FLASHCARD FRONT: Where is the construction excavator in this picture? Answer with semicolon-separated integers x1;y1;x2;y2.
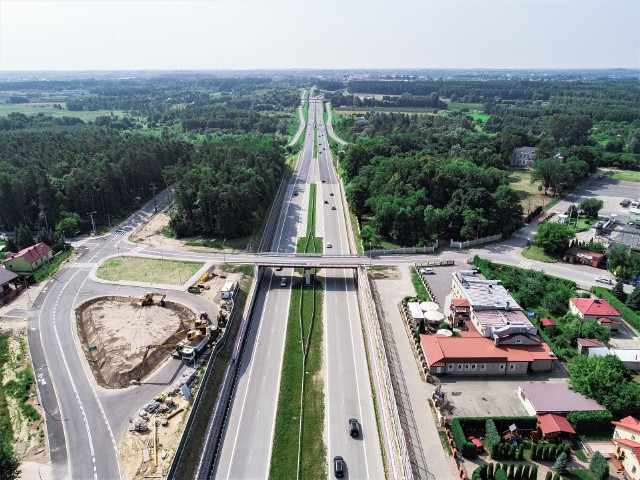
136;329;201;382
140;292;166;307
197;272;213;290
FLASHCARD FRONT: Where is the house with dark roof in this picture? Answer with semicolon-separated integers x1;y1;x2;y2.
420;334;555;376
0;267;19;306
569;297;621;332
510;147;537;167
3;243;52;273
612;416;640;480
518;383;606;415
563;247;605;268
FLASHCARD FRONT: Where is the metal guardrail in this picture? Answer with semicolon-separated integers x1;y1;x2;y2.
357;267;414;480
168;265;263;479
259;179;288;253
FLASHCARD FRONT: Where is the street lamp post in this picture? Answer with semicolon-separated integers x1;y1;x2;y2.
223;238;226;264
369;241;372;267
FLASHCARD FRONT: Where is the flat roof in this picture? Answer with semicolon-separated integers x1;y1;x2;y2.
407;302;424;320
453;272;522;310
520;383;605;413
474;310;535;331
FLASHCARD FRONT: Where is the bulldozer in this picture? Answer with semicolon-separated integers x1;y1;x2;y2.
197;272;213;290
139;292;166;307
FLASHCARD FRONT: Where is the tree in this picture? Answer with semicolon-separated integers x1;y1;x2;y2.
545;471;553;480
611;281;627;303
607;244;631;276
531;158;559;195
579;198;604;219
534;222;575;254
55;212;82;238
495;469;507;480
581;320;611;343
553;452;568;475
589;451;609;480
627;285;640;311
418;319;426;335
13;223;35;250
0;444;20;480
485;420;501;450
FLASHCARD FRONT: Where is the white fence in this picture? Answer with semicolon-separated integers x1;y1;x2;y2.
450;233;502;249
358;267;414;480
367;242;438;256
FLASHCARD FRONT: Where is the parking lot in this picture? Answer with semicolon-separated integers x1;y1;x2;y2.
415;264;461;314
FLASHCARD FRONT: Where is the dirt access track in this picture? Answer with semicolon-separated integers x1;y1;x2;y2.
75;297;196;388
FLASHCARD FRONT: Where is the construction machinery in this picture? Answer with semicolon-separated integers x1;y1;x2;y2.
140;292;166;307
197;272;212;290
137;342;185;382
195;311;210;334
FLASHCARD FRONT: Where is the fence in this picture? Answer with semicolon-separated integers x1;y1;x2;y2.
259;179;288;253
450;233;502;249
168;265;263;479
367;242;438;256
357;267;414;480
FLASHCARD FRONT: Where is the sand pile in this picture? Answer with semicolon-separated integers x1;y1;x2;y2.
76;296;196;388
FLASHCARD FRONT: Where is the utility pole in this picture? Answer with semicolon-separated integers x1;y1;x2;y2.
150;183;158;212
89;211;97;237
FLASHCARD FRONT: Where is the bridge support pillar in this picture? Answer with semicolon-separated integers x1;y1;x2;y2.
305;268;311;285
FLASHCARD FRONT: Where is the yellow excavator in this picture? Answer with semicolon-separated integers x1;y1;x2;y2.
136;329;200;382
140;292;166;307
197;272;212;290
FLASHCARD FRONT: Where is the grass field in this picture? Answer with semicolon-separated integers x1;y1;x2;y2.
468;113;490;122
607;169;640;182
522;245;558;263
410;267;432;302
270;281;325;479
0;103;127;121
33;248;75;283
96;256;203;285
296;183;323;253
447;101;485;111
508;169;553;212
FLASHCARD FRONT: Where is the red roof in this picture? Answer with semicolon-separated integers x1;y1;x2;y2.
537;414;576;435
541;318;557;327
6;243;51;264
570;298;620;317
420;335;555;367
451;298;470;308
612;416;640;434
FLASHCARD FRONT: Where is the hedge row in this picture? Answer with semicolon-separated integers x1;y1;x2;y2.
452;418;479;458
529;442;571;461
473;463;538;480
491;441;524;460
592;286;640;332
566;410;614;435
459;416;538;438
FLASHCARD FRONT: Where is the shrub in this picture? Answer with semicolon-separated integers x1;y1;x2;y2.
545;471;552;480
553;474;560;480
508;443;516;459
548;443;557;461
507;463;515;478
495;469;507;480
566;410;614;435
486;419;501;450
451;418;468;452
487;462;495;479
464;441;478;458
554;452;568;475
515;464;524;479
473;464;488;480
491;442;500;459
517;445;524;460
590;451;610;480
529;465;537;480
522;464;531;480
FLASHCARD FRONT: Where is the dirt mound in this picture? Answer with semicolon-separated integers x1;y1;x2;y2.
75;296;196;388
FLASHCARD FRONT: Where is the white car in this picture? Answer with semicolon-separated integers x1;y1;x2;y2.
420;268;434;275
595;276;613;285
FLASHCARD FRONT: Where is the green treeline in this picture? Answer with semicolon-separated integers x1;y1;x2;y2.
166;135;285;238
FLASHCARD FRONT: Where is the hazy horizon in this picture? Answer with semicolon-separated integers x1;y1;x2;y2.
1;0;639;71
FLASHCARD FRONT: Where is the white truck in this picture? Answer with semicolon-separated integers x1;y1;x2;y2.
181;334;210;363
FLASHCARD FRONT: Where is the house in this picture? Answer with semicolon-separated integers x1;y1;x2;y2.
540;318;557;329
421;334;556;376
511;147;537;167
563;248;605;268
450;272;537;338
0;267;19;306
3;243;52;273
577;338;607;355
569;298;621;332
449;298;471;325
537;413;576;440
518;383;606;416
611;416;640;480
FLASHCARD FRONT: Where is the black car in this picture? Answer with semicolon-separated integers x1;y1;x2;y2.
331;206;337;210
333;456;345;477
349;418;360;437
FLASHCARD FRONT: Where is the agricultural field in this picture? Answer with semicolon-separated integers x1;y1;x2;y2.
0;103;127;121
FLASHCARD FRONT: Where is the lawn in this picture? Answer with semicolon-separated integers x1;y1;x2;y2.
33;248;75;283
0;103;127;122
522;245;558;263
96;256;203;285
508;169;553;212
270;281;325;479
607;169;640;182
296;183;323;253
447;101;485;111
410;267;432;302
468;113;490;122
564;469;595;480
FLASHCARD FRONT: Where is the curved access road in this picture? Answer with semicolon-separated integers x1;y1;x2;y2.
287;89;307;147
325;102;348;146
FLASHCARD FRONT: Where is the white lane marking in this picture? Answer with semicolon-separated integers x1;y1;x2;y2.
324;276;331;476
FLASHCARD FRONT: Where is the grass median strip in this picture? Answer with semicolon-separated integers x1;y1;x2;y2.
270;279;325;479
297;183;323;254
96;256;203;285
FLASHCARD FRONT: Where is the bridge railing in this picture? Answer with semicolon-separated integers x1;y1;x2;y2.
357;267;414;479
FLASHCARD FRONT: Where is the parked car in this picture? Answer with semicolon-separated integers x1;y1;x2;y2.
620;199;631;207
333;456;345;477
280;278;287;287
349;418;360;437
331;206;337;210
595;276;614;285
420;268;434;275
467;436;484;453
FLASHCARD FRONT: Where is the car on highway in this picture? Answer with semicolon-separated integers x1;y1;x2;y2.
326;242;332;248
467;436;484;453
275;266;282;271
322;180;326;183
331;206;337;210
324;200;329;204
333;456;345;477
330;192;334;196
595;276;613;285
280;278;287;287
349;418;360;437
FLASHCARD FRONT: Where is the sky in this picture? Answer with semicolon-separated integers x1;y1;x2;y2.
1;0;638;71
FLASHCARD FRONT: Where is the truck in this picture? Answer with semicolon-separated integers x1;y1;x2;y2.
180;334;210;363
221;281;238;300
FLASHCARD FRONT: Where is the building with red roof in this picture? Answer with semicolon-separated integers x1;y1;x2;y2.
420;334;556;376
540;318;557;328
3;243;53;273
611;417;640;480
537;413;576;439
569;297;621;332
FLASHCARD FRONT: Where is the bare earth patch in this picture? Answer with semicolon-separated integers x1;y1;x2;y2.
75;297;196;388
369;265;401;280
